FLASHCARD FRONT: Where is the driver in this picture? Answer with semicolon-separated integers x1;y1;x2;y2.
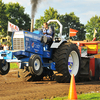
42;22;54;44
43;22;53;39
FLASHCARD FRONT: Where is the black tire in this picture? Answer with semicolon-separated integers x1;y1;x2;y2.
53;42;81;83
29;54;43;76
0;60;10;75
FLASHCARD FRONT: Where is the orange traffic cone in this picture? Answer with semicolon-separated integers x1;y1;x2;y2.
68;74;77;100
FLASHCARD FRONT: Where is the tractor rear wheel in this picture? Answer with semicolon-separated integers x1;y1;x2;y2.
53;42;81;83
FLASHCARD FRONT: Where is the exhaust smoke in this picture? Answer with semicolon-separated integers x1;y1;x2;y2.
30;0;41;32
30;0;41;19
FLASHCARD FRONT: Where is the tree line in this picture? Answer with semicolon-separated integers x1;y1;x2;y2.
0;0;100;41
35;7;86;40
0;0;31;36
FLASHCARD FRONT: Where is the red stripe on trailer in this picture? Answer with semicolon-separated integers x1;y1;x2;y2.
87;51;97;54
89;58;95;77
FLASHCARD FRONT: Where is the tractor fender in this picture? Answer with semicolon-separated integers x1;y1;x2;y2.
50;39;67;48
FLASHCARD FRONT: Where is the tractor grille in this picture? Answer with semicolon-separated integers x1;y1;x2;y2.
13;38;24;50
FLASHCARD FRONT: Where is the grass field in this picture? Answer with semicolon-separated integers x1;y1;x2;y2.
46;93;100;100
10;63;18;69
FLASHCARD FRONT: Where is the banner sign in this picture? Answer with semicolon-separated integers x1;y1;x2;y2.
8;21;19;32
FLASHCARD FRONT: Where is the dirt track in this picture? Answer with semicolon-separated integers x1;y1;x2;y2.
0;69;100;100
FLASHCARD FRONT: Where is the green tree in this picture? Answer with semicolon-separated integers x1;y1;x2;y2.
35;8;86;40
0;0;8;36
35;7;60;34
86;15;100;41
0;1;31;36
6;2;31;35
60;12;86;40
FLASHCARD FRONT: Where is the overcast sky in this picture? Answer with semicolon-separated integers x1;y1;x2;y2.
2;0;100;25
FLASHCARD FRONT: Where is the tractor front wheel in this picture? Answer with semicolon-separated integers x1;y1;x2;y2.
29;54;43;76
0;60;10;75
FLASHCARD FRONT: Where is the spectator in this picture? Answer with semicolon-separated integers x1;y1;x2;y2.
3;44;9;50
7;44;9;50
0;43;3;50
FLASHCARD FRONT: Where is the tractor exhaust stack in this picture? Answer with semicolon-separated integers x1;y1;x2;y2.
30;19;34;32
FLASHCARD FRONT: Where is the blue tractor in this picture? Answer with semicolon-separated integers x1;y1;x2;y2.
0;20;81;82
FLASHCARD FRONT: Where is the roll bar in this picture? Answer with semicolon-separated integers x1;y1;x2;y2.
47;19;63;38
